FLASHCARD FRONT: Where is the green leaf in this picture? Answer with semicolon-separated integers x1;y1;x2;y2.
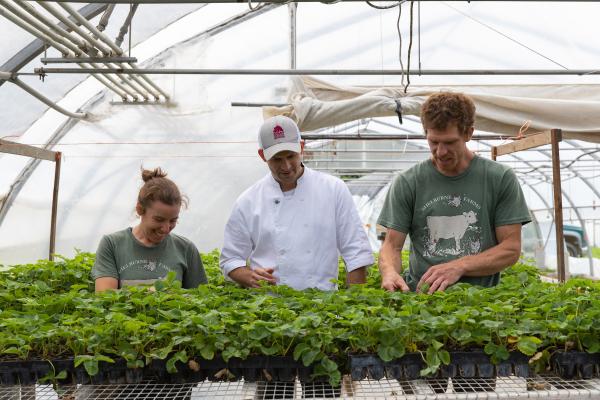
484;342;497;355
293;343;310;361
94;355;115;364
439;350;450;365
320;357;338;373
517;336;542;356
518;272;529;285
83;360;99;376
377;345;393;362
55;370;68;380
302;349;320;366
154;279;166;292
166;351;187;374
200;346;215;360
74;355;92;367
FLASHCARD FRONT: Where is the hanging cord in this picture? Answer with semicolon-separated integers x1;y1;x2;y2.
515;120;531;140
129;3;133;57
116;3;139;48
417;0;421;74
404;0;415;93
97;4;115;33
248;0;262;11
366;0;405;9
397;1;405;87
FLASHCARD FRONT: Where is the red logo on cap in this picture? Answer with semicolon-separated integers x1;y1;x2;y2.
273;125;285;140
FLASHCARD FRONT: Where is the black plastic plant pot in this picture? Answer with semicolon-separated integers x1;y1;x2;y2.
551;351;600;379
0;355;319;385
349;351;531;381
72;358;132;385
228;355;314;383
143;355;314;383
0;359;52;385
0;357;144;386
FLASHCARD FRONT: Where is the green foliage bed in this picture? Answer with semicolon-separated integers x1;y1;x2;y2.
1;251;599;385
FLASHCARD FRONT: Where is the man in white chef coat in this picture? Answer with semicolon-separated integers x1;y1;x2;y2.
220;115;374;290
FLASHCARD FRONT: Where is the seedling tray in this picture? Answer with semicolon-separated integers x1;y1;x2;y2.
0;355;316;385
551;351;600;379
349;351;530;381
145;355;315;383
0;359;52;385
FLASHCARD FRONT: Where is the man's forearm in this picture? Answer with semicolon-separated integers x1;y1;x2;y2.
347;266;367;285
458;241;521;277
378;243;402;277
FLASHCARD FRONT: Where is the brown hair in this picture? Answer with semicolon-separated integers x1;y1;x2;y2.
138;167;187;213
420;92;475;136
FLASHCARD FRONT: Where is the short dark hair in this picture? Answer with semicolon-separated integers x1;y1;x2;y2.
421;92;475;135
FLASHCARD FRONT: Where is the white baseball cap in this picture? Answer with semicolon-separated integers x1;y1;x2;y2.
258;116;302;161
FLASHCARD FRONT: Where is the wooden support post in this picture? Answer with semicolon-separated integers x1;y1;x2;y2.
491;129;566;282
551;129;566;282
49;152;62;261
0;139;61;261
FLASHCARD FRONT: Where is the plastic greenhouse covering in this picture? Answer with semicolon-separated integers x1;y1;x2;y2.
1;1;599;278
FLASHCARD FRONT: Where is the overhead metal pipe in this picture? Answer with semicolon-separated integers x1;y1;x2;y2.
232;102;287;107
84;62;141;100
0;4;71;56
0;73;86;119
305;158;599;164
110;62;161;100
0;3;108;92
289;2;297;69
7;0;84;56
4;1;135;99
303;134;510;140
104;62;152;100
33;0;600;4
307;147;600;153
57;2;123;55
15;0;90;54
307;158;428;163
36;1;114;55
42;56;138;64
122;63;169;99
32;3;152;101
79;62;131;100
31;67;600;76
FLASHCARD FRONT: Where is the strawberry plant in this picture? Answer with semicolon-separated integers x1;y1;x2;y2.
1;251;599;386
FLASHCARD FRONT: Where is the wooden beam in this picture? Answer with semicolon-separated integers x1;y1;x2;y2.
49;152;62;261
0;139;56;161
491;146;497;161
493;131;561;157
551;129;566;282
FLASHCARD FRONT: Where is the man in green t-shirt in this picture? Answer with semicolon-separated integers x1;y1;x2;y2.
378;92;531;293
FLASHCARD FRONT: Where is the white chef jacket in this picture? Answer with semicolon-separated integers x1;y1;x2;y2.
220;167;374;290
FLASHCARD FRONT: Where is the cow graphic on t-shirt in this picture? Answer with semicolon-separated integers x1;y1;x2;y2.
426;211;478;253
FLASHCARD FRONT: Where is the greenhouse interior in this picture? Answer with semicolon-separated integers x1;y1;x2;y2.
1;0;600;399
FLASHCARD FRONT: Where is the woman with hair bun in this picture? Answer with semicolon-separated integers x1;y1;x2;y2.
92;167;207;291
